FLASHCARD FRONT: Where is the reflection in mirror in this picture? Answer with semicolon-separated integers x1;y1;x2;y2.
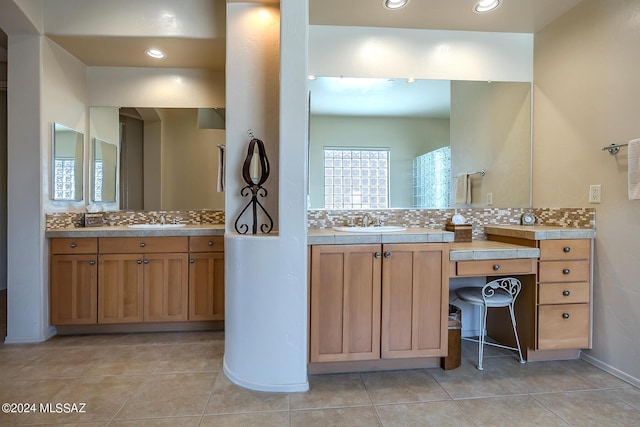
52;123;84;201
308;77;531;209
92;138;118;202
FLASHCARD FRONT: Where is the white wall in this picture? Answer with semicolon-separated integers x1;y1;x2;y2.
309;115;449;208
534;0;640;385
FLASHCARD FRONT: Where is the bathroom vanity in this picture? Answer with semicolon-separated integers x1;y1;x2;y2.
47;225;225;333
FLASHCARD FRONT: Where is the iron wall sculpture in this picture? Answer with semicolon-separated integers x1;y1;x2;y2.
234;136;274;234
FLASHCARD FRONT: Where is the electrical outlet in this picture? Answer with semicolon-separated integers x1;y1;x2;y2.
589;184;601;203
486;192;493;206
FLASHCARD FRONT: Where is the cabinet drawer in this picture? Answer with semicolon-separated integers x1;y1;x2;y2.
539;239;590;261
190;236;224;252
99;237;188;254
538;304;589;350
538;260;589;283
455;258;536;276
51;238;98;254
538;282;590;304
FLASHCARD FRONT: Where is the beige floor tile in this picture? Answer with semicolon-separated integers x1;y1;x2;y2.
375;401;474;427
483;358;598;393
455;395;570;426
109;416;201;426
559;359;633;389
83;346;171;376
430;363;525;399
205;374;289;414
152;343;223;374
290;407;381;427
115;372;217;419
608;387;640;411
22;375;146;425
290;373;371;410
8;348;102;379
200;411;289;426
172;330;225;344
361;369;450;404
0;378;69;426
534;390;640;426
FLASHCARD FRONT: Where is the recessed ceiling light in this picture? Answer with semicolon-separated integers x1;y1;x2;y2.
383;0;409;10
308;75;317;80
145;48;166;59
406;77;416;83
474;0;501;14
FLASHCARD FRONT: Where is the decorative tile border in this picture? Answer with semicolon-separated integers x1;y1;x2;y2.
307;207;595;240
46;210;225;230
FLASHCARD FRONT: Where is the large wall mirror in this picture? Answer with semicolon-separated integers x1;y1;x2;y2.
52;123;84;201
92;138;118;203
308;77;532;209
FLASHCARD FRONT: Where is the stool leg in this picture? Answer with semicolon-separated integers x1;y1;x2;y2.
477;304;487;371
508;302;525;364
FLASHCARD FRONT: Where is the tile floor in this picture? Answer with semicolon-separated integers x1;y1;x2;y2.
0;331;638;426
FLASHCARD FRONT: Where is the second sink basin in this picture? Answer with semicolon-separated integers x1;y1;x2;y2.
334;226;407;233
128;224;186;229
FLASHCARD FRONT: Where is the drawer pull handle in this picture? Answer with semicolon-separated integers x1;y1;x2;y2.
563;290;571;296
563;246;571;253
140;242;145;248
493;264;501;271
143;259;149;264
89;260;96;265
384;251;391;258
374;252;381;259
137;260;142;264
190;259;195;264
563;268;571;275
70;243;77;248
562;313;570;319
208;241;214;246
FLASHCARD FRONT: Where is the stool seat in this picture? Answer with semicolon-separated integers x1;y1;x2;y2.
454;277;525;370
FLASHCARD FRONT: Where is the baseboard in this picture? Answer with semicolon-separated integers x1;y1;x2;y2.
223;357;310;393
580;352;640;388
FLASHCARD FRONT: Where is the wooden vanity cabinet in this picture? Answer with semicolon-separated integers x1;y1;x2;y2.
309;243;449;364
188;236;225;321
98;237;189;323
50;238;98;325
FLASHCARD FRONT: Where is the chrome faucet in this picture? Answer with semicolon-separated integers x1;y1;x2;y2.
160;215;166;225
361;213;373;227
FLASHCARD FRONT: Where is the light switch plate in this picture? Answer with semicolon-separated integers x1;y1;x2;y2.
589;185;601;203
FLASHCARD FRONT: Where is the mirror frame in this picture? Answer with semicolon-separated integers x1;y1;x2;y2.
52;123;84;202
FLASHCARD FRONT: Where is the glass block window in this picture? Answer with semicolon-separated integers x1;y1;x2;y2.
54;158;77;201
93;160;103;202
413;146;451;208
324;147;389;209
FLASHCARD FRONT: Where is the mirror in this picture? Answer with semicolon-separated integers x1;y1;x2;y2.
308;77;532;209
52;123;84;201
92;138;118;202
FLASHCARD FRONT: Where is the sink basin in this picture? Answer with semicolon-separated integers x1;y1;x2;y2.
127;224;186;229
334;226;407;233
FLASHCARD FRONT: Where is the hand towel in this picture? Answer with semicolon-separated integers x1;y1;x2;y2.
629;138;640;200
455;173;470;204
217;144;226;192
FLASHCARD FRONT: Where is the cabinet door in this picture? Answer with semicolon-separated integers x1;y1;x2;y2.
381;243;449;358
50;255;98;325
144;253;189;322
98;254;144;323
189;253;225;320
310;245;381;363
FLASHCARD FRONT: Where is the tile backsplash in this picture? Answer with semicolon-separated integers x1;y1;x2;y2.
307;207;595;240
46;210;225;230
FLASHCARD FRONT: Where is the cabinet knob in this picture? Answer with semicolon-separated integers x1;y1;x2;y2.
374;252;381;258
140;242;146;248
137;260;142;264
562;268;571;275
562;313;570;319
143;259;149;264
208;241;214;246
384;251;391;258
89;260;96;265
190;259;195;264
563;246;571;253
69;243;77;248
563;290;571;296
493;264;501;271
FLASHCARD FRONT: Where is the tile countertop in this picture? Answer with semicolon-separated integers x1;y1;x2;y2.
484;225;596;240
307;227;454;245
450;240;540;261
45;224;225;238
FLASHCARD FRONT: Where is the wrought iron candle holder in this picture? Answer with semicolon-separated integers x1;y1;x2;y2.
234;135;274;234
